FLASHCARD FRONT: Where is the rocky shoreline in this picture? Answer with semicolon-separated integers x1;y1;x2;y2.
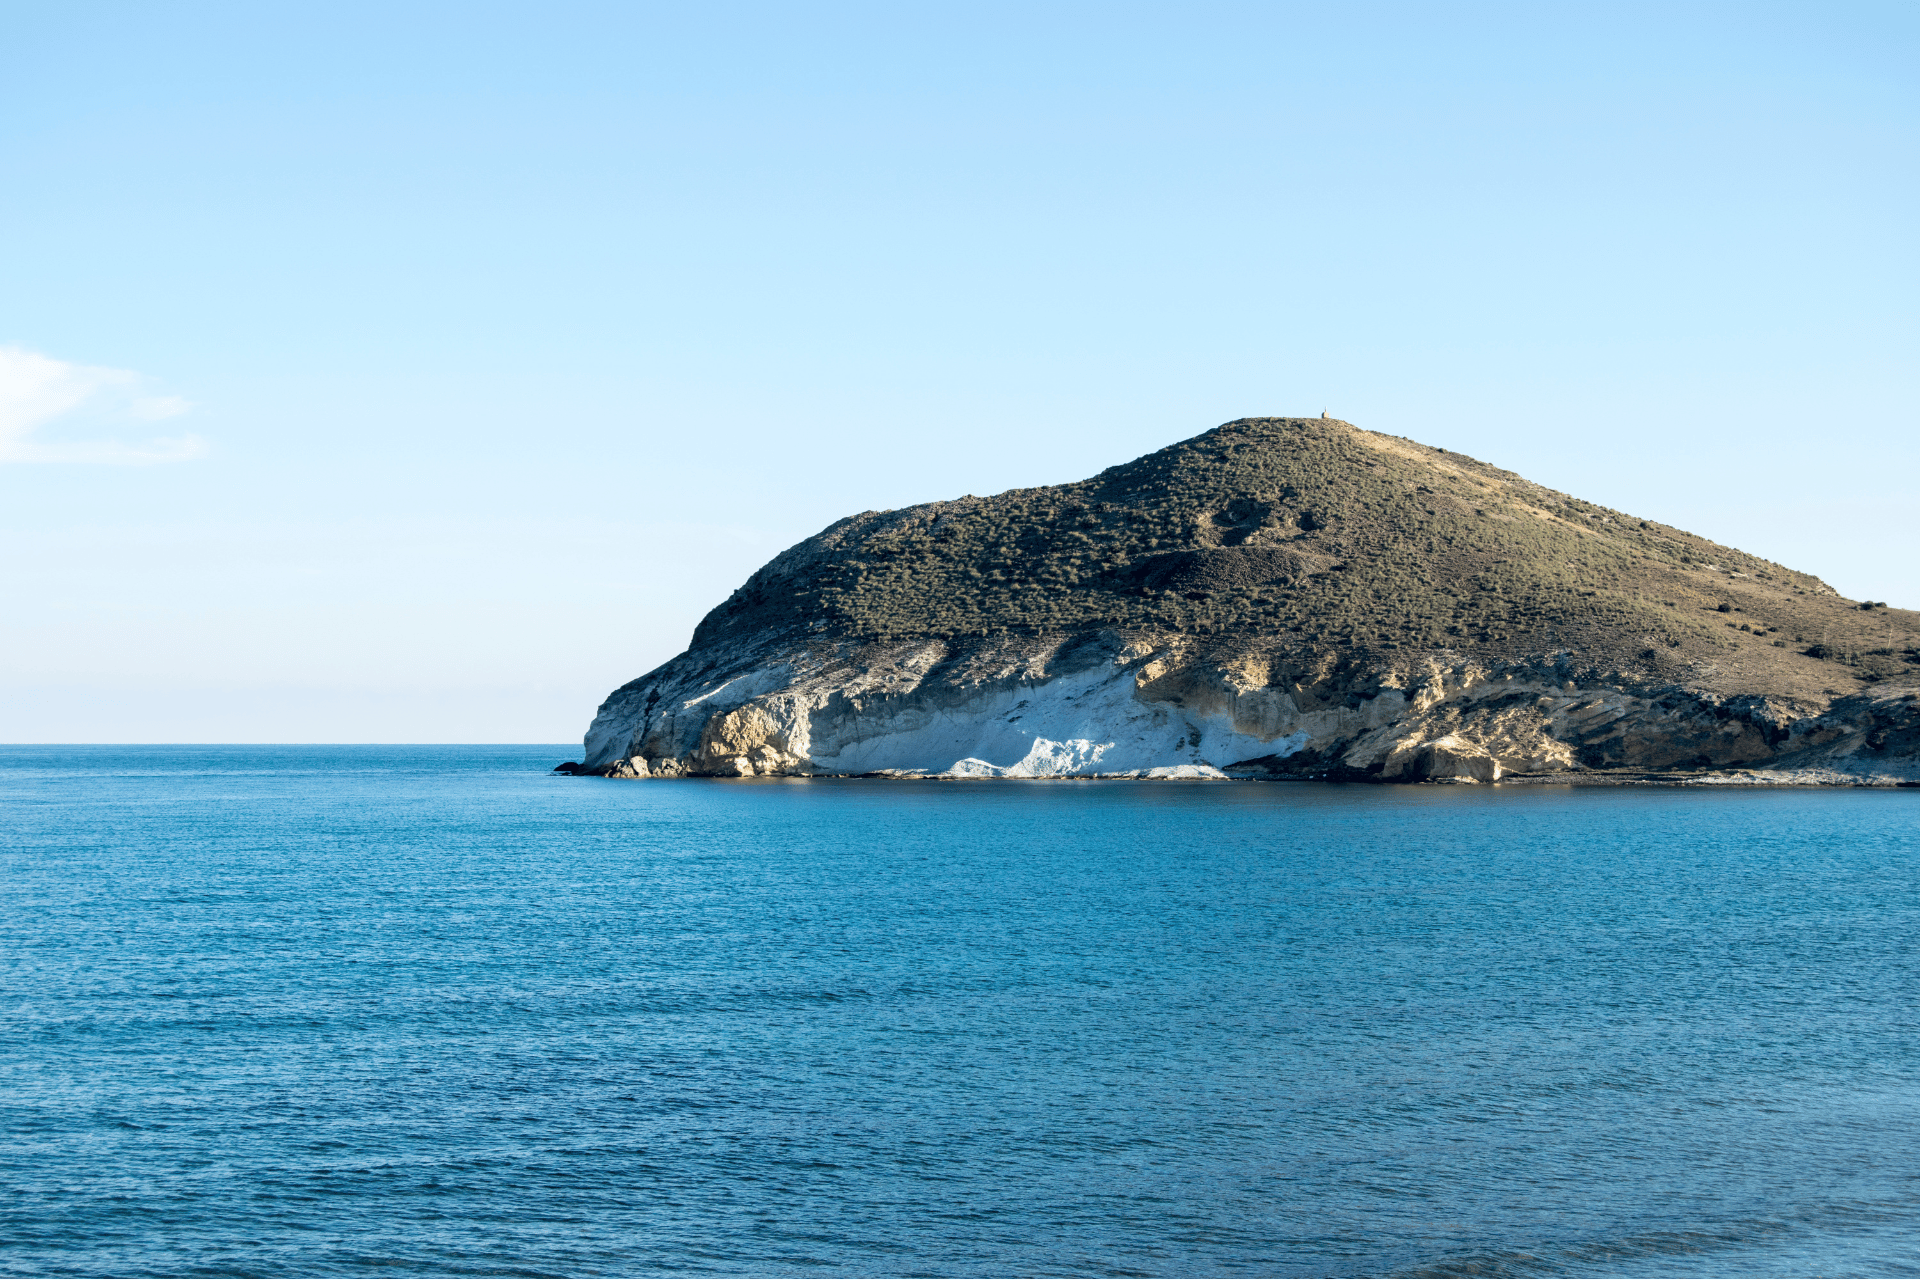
560;632;1919;787
554;765;1919;787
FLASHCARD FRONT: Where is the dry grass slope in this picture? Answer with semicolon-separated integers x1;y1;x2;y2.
692;418;1918;702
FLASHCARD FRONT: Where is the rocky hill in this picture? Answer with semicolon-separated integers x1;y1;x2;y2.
568;418;1920;784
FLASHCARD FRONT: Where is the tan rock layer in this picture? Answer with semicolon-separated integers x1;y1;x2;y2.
577;629;1920;785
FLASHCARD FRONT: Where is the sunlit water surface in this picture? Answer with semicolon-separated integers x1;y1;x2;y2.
3;745;1918;1277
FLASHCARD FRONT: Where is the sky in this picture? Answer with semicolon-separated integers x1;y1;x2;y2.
2;0;1914;744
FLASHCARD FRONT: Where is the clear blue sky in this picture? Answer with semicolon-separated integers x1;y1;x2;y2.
2;1;1914;743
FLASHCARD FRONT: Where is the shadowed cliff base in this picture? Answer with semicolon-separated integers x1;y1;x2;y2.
570;418;1920;785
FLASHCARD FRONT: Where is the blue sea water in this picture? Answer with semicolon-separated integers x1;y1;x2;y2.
2;746;1918;1279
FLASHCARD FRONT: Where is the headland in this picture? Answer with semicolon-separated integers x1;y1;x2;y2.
564;418;1919;784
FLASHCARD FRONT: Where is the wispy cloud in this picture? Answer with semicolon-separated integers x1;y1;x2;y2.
0;346;206;464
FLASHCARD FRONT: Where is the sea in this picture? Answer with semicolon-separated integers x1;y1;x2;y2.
3;745;1917;1279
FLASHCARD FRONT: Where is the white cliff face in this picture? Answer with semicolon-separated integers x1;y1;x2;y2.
578;629;1920;784
789;656;1308;779
589;637;1304;779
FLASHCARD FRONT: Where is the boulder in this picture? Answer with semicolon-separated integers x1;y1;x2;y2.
1411;735;1501;782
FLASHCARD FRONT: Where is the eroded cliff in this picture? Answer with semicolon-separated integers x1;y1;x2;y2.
571;418;1920;785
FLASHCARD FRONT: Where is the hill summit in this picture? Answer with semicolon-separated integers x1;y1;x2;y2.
572;418;1919;784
